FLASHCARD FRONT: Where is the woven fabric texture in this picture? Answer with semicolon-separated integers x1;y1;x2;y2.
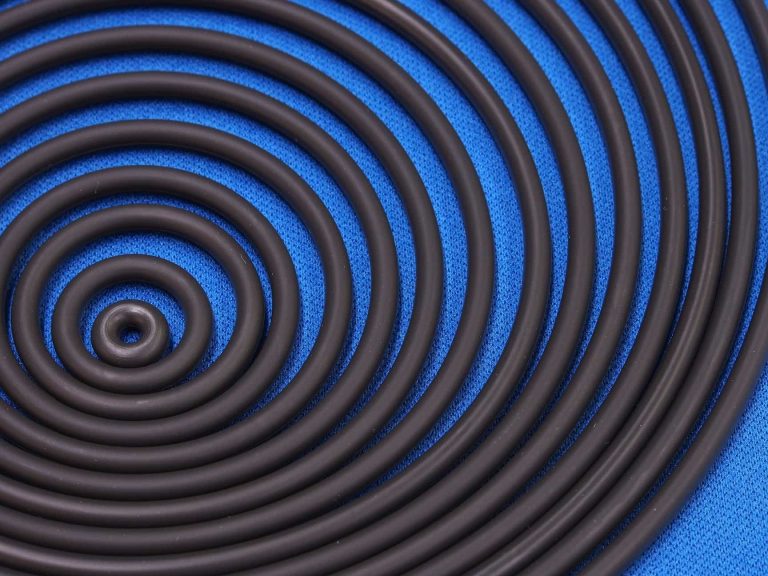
0;0;766;573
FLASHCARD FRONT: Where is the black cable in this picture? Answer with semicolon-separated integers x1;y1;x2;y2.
514;0;758;572
579;0;768;573
56;261;211;393
414;0;721;571
0;1;763;575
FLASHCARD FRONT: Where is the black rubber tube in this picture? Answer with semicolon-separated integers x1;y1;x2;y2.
89;299;173;371
406;0;720;571
0;25;546;564
319;0;689;571
507;0;758;574
0;0;500;572
0;125;314;441
0;7;536;568
0;74;390;471
447;0;730;572
11;203;264;422
0;0;763;575
259;0;641;571
577;0;768;573
56;260;211;393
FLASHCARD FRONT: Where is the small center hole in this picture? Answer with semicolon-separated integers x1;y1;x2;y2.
119;325;143;345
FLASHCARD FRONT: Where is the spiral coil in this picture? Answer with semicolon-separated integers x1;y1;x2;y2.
0;0;766;574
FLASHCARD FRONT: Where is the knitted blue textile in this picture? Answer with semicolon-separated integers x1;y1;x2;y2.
0;1;766;573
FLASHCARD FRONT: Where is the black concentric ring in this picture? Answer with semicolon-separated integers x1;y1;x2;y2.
0;1;765;575
89;298;172;371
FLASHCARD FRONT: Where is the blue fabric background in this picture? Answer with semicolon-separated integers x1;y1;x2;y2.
0;0;766;573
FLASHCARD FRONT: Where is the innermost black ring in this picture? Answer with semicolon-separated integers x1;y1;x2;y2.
92;300;170;369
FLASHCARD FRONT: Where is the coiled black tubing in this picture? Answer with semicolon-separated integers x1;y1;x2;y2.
0;0;765;574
